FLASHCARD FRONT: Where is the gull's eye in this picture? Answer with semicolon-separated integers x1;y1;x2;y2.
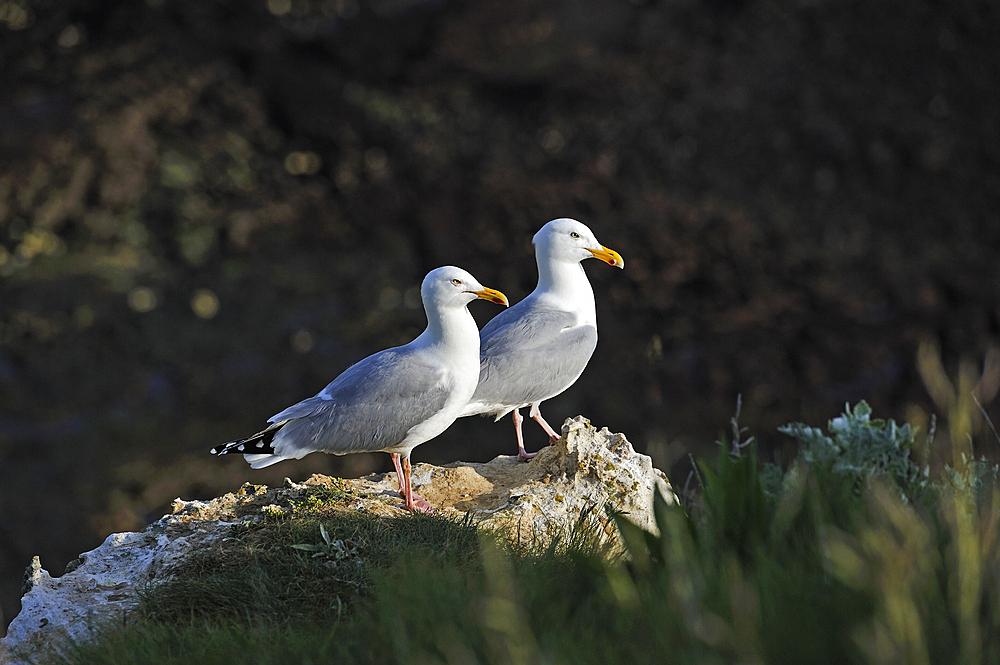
451;278;463;285
570;231;580;239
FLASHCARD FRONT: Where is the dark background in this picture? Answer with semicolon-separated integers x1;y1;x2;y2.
1;0;998;632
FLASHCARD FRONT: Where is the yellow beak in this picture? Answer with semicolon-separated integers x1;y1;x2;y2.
469;287;509;307
587;245;625;269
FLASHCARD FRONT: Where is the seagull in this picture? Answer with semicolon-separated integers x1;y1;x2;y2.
460;218;624;460
212;266;508;512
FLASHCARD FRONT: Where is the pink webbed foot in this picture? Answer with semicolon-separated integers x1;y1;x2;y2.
394;488;435;512
517;447;538;462
405;492;435;513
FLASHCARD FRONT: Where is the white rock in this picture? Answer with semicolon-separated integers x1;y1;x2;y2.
0;515;237;665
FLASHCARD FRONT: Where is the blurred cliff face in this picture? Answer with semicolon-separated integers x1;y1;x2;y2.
1;0;998;632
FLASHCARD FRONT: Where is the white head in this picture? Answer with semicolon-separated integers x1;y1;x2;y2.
532;218;625;268
420;266;509;311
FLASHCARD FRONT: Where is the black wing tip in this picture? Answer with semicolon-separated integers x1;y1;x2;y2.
210;442;238;456
211;428;281;457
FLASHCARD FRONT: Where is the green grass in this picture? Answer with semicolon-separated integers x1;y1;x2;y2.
65;402;1000;665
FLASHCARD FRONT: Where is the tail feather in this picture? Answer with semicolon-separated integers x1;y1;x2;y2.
211;422;284;456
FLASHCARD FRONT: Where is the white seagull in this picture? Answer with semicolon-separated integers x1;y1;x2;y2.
212;266;508;512
460;218;624;460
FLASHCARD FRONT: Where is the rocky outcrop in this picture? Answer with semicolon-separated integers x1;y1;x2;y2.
2;523;236;665
388;416;675;540
0;417;674;665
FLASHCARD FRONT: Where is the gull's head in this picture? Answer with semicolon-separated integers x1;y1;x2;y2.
421;266;509;311
532;218;624;269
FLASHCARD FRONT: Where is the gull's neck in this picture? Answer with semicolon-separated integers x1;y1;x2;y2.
411;304;480;359
533;256;597;326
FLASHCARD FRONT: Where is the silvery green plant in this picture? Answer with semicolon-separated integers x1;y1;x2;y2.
778;401;929;501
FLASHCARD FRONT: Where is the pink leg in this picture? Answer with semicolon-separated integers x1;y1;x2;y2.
529;404;561;442
512;408;537;461
396;454;434;513
391;452;405;494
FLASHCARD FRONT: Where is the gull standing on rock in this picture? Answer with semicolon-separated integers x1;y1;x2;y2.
212;266;508;512
460;218;624;460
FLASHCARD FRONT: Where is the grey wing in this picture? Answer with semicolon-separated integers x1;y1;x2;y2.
473;302;598;407
267;348;451;457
